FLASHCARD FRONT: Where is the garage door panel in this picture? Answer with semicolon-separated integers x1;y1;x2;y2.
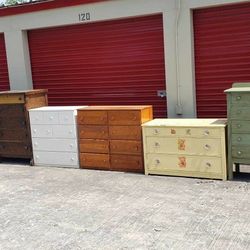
28;15;167;118
194;3;250;118
0;34;10;91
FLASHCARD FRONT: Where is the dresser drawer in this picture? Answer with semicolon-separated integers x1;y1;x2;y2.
231;93;250;106
231;107;250;120
144;127;222;138
108;111;141;125
109;126;141;140
146;137;222;156
0;128;29;141
78;125;108;139
0;117;27;129
29;111;59;125
34;151;78;167
31;125;76;138
0;104;25;117
32;138;77;152
110;155;143;173
78;111;108;125
146;154;222;174
232;134;250;146
0;94;25;104
79;139;109;154
110;140;142;155
80;153;110;170
0;142;31;157
231;121;250;133
232;146;250;159
59;111;76;125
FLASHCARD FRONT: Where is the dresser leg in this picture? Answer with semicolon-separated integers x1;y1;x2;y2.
227;159;233;180
235;163;240;173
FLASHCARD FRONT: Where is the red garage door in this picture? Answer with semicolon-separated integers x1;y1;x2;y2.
194;3;250;118
0;34;10;91
28;14;167;118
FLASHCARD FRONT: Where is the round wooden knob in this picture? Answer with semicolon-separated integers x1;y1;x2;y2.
237;110;241;114
237;137;242;142
154;129;159;135
204;144;210;150
237;124;241;128
236;96;241;100
155;159;160;165
204;130;210;136
238;151;242;155
206;162;211;168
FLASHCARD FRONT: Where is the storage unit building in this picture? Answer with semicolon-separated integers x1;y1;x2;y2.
0;34;9;91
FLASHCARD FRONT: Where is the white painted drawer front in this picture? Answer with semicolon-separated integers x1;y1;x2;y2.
31;125;53;138
146;154;222;174
31;125;76;138
34;151;78;167
59;111;75;125
32;138;77;152
144;127;221;138
146;137;222;156
29;111;44;124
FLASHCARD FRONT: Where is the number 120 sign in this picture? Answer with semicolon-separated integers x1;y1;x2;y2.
79;12;91;22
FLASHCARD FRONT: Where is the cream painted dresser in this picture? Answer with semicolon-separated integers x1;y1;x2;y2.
142;119;227;180
29;106;87;168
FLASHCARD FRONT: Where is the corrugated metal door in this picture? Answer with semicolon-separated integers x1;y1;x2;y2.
28;14;167;117
0;34;10;91
194;3;250;118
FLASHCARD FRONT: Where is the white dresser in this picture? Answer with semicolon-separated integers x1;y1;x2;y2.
29;106;87;168
142;119;227;180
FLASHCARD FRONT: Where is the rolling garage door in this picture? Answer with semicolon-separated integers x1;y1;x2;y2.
28;14;167;118
194;3;250;118
0;34;10;91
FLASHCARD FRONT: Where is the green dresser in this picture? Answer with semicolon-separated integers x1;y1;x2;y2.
225;83;250;179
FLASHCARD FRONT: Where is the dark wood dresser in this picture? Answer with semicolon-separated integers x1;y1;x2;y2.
0;90;48;163
77;106;153;173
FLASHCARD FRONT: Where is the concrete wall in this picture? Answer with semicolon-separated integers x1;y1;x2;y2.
0;0;249;117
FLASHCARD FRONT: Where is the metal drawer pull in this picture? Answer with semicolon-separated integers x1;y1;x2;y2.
237;137;242;142
204;130;210;136
155;159;160;165
206;162;212;168
204;144;210;150
237;151;242;156
154;129;159;135
236;96;241;100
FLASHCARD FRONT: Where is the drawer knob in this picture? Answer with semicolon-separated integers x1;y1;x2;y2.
236;96;241;100
132;116;137;121
204;144;210;150
102;131;105;134
237;137;242;142
237;151;242;155
237;110;242;114
70;144;73;147
46;130;51;134
71;158;75;161
36;156;39;159
33;129;37;133
69;130;73;134
34;142;38;146
204;130;210;136
237;124;241;128
65;116;69;120
206;162;211;168
154;129;159;135
155;159;160;165
154;142;160;147
49;116;54;120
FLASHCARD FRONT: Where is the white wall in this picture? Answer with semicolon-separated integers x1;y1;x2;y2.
0;0;249;117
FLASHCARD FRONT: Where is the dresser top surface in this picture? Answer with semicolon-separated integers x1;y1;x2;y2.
0;89;47;95
78;105;152;111
142;119;227;127
29;106;88;112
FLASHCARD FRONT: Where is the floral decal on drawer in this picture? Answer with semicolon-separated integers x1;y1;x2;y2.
178;157;186;168
178;139;186;151
171;129;176;135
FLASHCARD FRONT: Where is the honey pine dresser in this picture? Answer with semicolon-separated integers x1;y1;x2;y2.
77;106;153;173
0;90;48;162
142;119;227;180
29;106;87;168
225;83;250;180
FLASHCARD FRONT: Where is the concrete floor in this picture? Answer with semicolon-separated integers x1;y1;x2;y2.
0;162;249;250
